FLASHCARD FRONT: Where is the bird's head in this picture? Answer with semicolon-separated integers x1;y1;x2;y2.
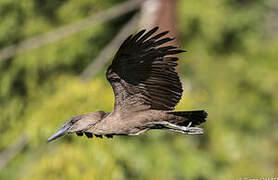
47;111;107;143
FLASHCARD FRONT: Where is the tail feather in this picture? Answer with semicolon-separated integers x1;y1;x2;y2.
167;110;208;126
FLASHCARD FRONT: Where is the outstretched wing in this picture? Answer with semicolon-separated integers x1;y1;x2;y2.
106;27;184;111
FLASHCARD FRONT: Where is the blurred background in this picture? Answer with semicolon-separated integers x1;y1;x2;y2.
0;0;278;179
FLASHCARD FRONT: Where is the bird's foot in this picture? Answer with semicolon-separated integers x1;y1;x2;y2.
180;126;204;135
181;121;204;135
158;121;204;135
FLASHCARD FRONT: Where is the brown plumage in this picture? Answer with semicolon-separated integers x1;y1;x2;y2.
47;27;207;142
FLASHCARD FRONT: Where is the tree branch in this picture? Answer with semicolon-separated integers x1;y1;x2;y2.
80;14;140;81
0;134;28;170
0;0;145;61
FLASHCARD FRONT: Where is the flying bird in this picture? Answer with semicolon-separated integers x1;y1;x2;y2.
48;27;207;142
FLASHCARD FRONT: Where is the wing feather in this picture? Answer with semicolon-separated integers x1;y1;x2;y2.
106;27;185;111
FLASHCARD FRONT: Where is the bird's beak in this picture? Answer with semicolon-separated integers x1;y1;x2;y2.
47;123;71;143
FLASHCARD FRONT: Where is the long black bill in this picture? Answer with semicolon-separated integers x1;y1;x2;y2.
47;123;71;143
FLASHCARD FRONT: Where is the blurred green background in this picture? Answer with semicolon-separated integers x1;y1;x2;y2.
0;0;277;179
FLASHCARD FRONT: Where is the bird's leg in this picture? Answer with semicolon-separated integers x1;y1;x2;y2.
155;121;204;135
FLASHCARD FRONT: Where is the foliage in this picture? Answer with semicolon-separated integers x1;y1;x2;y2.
0;0;277;179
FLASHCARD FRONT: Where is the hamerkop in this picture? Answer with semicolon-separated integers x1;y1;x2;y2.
48;27;207;142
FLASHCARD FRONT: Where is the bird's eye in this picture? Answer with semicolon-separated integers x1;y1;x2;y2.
70;116;81;123
110;78;121;83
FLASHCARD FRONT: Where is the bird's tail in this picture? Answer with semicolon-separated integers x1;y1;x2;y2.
167;110;208;126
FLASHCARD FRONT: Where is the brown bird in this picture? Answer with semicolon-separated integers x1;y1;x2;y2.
47;27;207;142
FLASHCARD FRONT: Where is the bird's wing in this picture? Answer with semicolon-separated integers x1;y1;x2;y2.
106;27;184;111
